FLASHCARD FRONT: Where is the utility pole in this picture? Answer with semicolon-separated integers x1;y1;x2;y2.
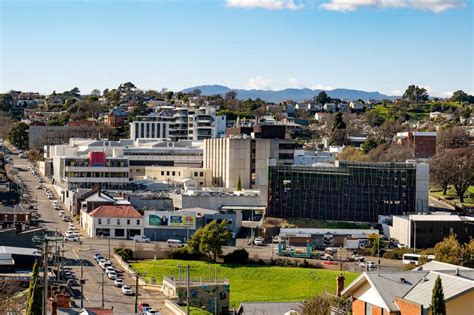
108;236;111;260
214;267;218;315
135;273;139;314
101;271;105;309
42;239;48;315
80;259;84;309
186;264;190;315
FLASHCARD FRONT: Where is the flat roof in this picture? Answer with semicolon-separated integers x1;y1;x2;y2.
0;246;40;256
280;228;379;235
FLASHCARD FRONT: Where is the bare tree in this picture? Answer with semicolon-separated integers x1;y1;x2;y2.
430;150;456;195
449;147;474;203
437;127;469;150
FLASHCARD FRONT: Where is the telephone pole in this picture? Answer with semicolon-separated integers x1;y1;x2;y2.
42;239;48;315
186;264;190;315
101;271;105;309
135;273;139;314
80;260;84;309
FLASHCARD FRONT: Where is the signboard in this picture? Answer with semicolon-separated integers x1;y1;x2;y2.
148;211;196;229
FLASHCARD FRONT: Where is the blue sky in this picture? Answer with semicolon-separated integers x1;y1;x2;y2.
1;0;472;97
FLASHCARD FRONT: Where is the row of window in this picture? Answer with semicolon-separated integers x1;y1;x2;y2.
97;218;140;225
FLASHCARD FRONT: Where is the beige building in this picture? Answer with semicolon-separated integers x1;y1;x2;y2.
143;166;211;187
203;136;294;190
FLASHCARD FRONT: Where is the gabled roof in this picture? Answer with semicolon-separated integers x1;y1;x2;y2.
415;260;472;271
237;302;303;315
88;205;142;218
78;188;114;203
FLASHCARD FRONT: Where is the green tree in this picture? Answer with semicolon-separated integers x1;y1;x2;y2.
371;238;384;257
361;137;378;153
332;112;346;130
301;294;331;315
451;90;469;103
314;91;330;105
26;261;42;315
7;122;29;150
403;85;429;104
434;234;463;265
236;176;242;191
462;239;474;268
431;276;446;315
187;220;231;261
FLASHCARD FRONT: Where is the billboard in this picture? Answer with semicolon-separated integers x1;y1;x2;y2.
148;211;196;229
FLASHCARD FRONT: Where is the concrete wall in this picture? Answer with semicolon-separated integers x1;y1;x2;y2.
170;193;265;210
128;195;174;211
389;216;410;246
415;162;429;213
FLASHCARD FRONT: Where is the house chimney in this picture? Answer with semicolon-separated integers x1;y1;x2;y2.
456;268;460;276
336;273;345;297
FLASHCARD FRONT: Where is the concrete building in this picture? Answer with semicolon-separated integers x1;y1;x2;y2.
0;205;33;230
389;214;474;249
395;131;437;158
129;108;174;140
203;136;294;189
81;205;143;238
268;160;429;223
143;166;212;188
342;262;474;315
293;150;336;166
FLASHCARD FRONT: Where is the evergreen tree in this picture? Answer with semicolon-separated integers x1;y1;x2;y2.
236;176;242;191
431;276;446;315
26;261;42;315
332;112;346;131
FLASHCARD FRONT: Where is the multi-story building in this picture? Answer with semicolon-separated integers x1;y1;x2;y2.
267;160;429;222
53;151;130;191
389;214;474;248
203;135;294;190
143;166;211;188
129;109;174;140
81;205;143;238
395;131;437;158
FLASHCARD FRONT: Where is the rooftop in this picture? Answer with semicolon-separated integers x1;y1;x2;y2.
88;205;142;218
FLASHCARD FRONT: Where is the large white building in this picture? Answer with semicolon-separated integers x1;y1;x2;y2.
129;108;174;140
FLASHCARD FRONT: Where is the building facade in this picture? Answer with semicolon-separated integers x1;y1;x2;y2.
395;131;437;158
81;205;143;238
267;161;429;222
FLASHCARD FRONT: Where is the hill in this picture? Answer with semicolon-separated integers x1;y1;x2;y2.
182;84;395;102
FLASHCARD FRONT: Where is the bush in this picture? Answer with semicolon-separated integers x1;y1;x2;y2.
223;249;249;264
169;247;201;260
113;247;133;262
383;248;414;260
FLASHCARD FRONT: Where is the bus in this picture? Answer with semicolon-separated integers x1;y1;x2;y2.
402;253;435;265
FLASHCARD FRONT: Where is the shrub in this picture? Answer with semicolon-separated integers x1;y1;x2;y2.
169;247;201;260
223;249;249;264
383;248;414;260
113;247;133;262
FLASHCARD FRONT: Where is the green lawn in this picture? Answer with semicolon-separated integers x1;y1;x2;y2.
430;185;474;207
130;259;359;307
181;306;212;315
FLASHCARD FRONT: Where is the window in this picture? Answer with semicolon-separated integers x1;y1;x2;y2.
161;171;164;176
136;219;140;225
117;219;121;225
200;172;203;177
127;219;130;225
167;171;170;176
107;219;110;225
194;172;198;177
115;229;125;237
98;219;102;225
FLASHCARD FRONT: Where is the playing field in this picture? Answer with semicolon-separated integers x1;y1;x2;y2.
130;259;359;307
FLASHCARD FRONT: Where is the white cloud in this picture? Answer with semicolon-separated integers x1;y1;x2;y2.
391;89;403;96
320;0;465;13
246;76;273;90
226;0;304;10
442;91;454;97
287;77;305;88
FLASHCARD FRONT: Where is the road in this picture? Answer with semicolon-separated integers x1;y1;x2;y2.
10;155;169;314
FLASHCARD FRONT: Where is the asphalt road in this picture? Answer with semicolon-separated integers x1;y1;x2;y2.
10;155;168;314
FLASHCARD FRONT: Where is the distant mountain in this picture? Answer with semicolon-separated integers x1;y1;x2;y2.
182;85;395;102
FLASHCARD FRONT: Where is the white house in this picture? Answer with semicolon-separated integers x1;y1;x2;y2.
81;205;144;239
349;101;364;111
323;103;337;113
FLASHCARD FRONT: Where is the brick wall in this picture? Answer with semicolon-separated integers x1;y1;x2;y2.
394;297;422;315
414;136;436;158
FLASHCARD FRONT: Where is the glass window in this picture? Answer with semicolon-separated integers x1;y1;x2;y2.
137;219;140;225
98;219;102;225
117;219;120;225
365;302;372;315
127;219;130;225
107;219;110;225
200;172;204;177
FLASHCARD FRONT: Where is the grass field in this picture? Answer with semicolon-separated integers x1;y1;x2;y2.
181;306;212;315
430;185;474;207
130;259;359;307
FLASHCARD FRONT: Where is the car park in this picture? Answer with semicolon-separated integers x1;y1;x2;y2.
114;278;124;287
121;285;133;295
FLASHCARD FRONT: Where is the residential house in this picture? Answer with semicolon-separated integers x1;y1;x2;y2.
323;103;337;113
350;101;365;111
341;262;474;315
81;205;143;238
104;107;129;128
337;102;349;112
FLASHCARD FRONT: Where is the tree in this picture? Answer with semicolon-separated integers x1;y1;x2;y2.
187;220;231;261
462;239;474;268
118;82;137;94
403;85;429;104
26;149;42;167
437;127;469;149
7;122;29;150
434;234;463;265
337;146;369;162
451;90;469;103
314;91;330;105
236;176;242;191
371;237;385;257
224;90;237;101
431;276;446;315
330;112;347;145
301;294;331;315
448;147;474;203
90;89;101;96
68;87;81;97
26;261;42;315
361;137;378;153
430;151;455;195
332;112;346;130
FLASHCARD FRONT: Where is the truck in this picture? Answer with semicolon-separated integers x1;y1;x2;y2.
344;239;361;249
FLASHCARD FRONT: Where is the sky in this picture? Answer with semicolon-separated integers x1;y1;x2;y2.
0;0;473;97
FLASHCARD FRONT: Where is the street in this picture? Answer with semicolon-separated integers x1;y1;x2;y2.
9;155;169;314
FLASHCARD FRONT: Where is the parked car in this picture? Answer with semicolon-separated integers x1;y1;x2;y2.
121;285;133;296
166;239;183;248
67;279;78;286
133;235;150;243
53;204;62;210
139;303;150;314
145;310;158;315
65;235;80;242
105;266;115;274
107;271;117;280
35;185;43;189
254;237;264;246
360;261;376;269
58;210;65;217
94;253;102;260
114;278;124;288
351;254;365;262
62;215;71;222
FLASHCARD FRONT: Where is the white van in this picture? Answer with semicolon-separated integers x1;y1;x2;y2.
166;239;184;248
132;235;150;243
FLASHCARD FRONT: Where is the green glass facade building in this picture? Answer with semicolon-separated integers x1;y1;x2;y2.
267;161;422;222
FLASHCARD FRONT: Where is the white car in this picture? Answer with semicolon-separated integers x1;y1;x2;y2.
114;278;124;287
65;235;80;242
107;271;117;280
121;285;133;295
132;235;150;243
145;310;158;315
58;210;65;217
105;266;115;274
35;185;43;189
360;261;376;269
53;204;62;210
254;237;264;246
